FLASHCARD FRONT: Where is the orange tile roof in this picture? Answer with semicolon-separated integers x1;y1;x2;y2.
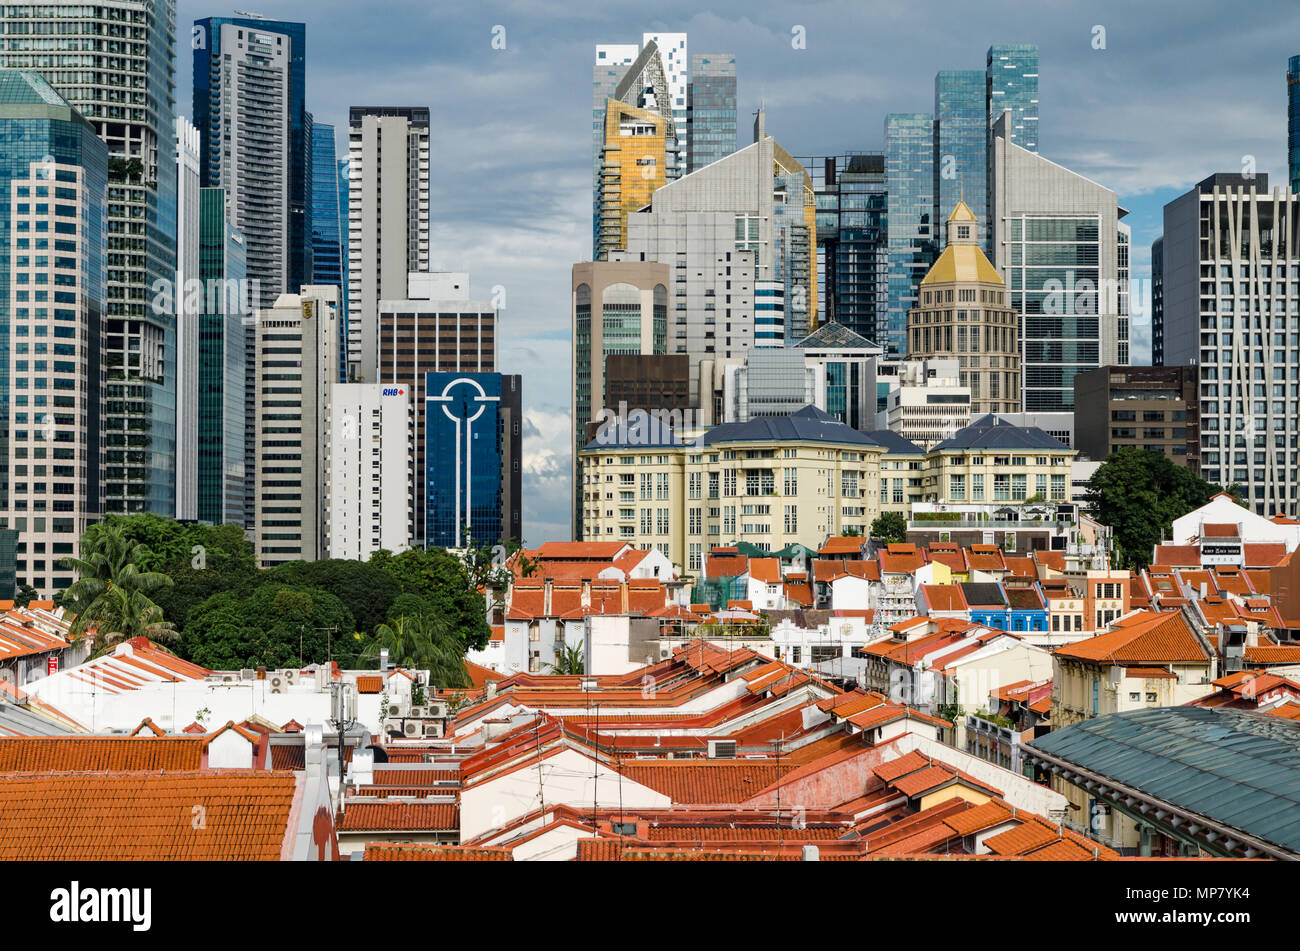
0;770;299;860
943;799;1015;836
364;843;511;861
535;542;628;560
983;820;1058;856
747;558;782;583
619;761;798;804
921;585;967;613
338;803;459;832
872;751;933;784
465;660;505;689
704;556;748;578
1153;545;1201;567
1053;611;1209;665
356;675;384;694
820;536;866;556
1244;645;1300;664
0;736;206;772
1244;544;1288;567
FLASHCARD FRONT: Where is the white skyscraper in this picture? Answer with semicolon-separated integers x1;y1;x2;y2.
326;384;411;560
175;116;201;521
347;106;431;383
643;31;688;169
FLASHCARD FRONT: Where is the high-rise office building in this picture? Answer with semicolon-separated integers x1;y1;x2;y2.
908;204;1020;416
310;122;342;293
687;53;736;173
1159;172;1300;517
571;260;670;539
193;15;310;310
885;113;937;358
0;71;108;595
643;32;688;172
378;272;496;546
934;70;988;249
337;155;350;380
986;44;1039;153
175;116;201;521
2;2;179;518
613;112;816;398
424;372;522;550
347;106;431;382
797;154;888;343
327;383;411;560
197;187;246;527
592;44;639;256
989;111;1129;412
596;99;671;261
251;286;340;567
1288;56;1300;194
1152;235;1165;366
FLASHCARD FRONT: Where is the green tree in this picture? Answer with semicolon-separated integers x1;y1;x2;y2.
1085;447;1240;568
78;514;258;629
368;547;491;650
261;559;401;634
869;512;908;545
179;584;356;669
61;524;175;641
13;584;39;609
88;587;177;655
358;614;469;689
545;643;585;675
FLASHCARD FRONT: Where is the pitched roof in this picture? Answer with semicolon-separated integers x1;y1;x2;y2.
0;736;206;772
619;761;798;804
931;415;1070;452
0;770;299;860
338;803;459;832
364;843;511;861
1053;611;1209;665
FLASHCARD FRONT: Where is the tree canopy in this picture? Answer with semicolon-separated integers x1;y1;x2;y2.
178;584;357;670
367;547;491;650
869;512;908;545
1084;447;1239;568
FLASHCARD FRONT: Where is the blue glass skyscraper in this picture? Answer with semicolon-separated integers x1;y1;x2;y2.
308;122;344;380
0;70;108;592
425;372;522;549
885;114;936;357
934;70;987;249
687;53;737;173
986;44;1038;153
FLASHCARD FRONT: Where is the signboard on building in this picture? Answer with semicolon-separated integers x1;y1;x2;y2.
47;655;58;676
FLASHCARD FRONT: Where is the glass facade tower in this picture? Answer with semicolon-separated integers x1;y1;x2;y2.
425;372;508;549
309;121;343;380
986;44;1039;153
1289;55;1300;195
885;114;937;358
0;70;108;594
687;53;736;173
934;70;988;251
1;1;179;518
197;187;247;526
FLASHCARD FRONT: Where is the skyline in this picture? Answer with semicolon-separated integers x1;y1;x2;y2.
176;0;1300;545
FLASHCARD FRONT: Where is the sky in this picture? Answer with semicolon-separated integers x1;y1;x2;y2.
176;0;1300;547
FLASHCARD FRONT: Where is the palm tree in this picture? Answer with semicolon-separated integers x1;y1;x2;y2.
62;524;174;642
88;587;177;656
361;614;470;689
545;643;585;675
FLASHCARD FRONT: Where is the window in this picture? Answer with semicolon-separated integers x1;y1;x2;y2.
783;467;798;494
994;474;1010;501
972;473;985;501
640;472;652;500
689;472;701;499
949;474;966;500
784;505;798;533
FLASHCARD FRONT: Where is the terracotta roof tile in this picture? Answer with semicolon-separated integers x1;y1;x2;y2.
364;843;510;861
338;803;459;831
619;761;798;804
1053;611;1209;665
0;770;298;860
0;737;205;772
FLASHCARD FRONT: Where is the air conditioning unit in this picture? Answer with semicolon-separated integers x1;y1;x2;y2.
382;717;404;737
221;674;238;684
422;722;442;737
708;740;737;759
240;669;257;681
269;676;287;694
387;704;402;717
409;706;428;719
427;702;447;719
402;720;421;738
279;669;298;686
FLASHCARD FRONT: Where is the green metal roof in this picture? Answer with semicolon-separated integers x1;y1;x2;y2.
0;70;66;106
1027;706;1300;853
